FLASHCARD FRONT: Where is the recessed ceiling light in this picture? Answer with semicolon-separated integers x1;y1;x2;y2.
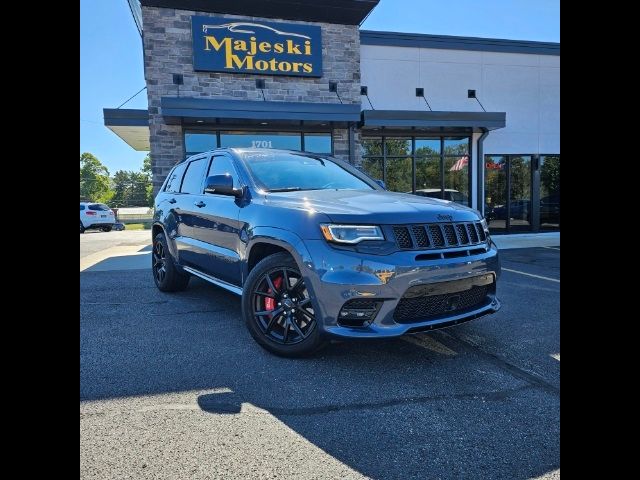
260;122;268;125
196;120;204;123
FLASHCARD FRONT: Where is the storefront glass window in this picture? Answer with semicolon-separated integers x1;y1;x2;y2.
185;133;217;156
444;137;469;155
415;139;440;156
360;135;471;204
444;155;470;205
540;155;560;230
415;156;441;198
385;138;411;156
360;157;383;181
303;133;332;154
360;137;383;157
220;132;301;150
385;157;413;193
509;156;532;230
485;156;507;231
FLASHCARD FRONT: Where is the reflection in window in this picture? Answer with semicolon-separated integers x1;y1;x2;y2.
185;133;217;156
485;156;507;231
385;138;411;156
220;132;301;150
540;155;560;229
385;157;412;193
509;156;532;230
444;137;469;155
360;135;471;203
415;156;441;197
303;133;332;154
415;139;440;156
361;157;383;181
360;137;383;157
444;155;469;205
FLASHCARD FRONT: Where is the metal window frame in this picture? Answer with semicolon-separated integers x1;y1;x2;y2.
183;128;334;156
484;153;545;233
361;133;473;207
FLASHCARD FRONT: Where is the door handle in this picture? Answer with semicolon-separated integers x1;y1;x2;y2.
194;200;206;208
168;198;177;204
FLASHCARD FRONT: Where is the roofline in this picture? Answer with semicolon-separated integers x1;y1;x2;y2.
360;30;559;56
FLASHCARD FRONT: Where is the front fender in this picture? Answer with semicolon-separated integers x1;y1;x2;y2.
245;227;314;277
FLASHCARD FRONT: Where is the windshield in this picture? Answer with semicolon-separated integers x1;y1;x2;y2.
242;151;374;192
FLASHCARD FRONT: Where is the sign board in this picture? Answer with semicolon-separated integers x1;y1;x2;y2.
191;16;323;77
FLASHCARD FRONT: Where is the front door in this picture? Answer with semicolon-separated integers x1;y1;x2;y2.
189;154;244;286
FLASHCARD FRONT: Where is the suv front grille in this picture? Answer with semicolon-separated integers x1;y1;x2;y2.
394;284;491;323
392;222;487;250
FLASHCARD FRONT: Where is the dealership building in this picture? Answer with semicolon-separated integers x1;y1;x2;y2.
104;0;560;233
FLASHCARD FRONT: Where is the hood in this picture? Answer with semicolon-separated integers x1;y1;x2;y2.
262;189;481;224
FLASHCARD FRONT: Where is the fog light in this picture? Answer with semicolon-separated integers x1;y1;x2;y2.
338;299;382;327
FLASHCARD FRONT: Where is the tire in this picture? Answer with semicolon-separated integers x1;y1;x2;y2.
152;232;190;292
80;221;85;234
101;226;112;232
242;252;326;357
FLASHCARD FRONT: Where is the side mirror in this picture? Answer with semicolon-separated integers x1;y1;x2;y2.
375;179;386;190
204;174;243;197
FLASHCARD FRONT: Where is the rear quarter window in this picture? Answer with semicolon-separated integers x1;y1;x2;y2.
164;163;188;193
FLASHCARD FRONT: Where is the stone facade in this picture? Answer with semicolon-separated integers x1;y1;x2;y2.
141;6;362;191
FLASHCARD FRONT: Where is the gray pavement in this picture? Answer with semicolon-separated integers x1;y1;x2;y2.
80;235;560;479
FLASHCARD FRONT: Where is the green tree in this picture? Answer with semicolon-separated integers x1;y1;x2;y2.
111;170;151;207
540;156;560;196
110;155;153;207
142;154;154;208
80;152;113;203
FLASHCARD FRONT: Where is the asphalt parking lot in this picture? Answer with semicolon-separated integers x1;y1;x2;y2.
80;232;559;479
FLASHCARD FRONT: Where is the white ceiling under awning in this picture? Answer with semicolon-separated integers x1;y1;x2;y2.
106;125;150;151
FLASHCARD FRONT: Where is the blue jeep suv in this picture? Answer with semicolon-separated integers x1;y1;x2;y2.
152;148;501;356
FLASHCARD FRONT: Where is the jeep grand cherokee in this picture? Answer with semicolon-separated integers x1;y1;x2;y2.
152;148;501;357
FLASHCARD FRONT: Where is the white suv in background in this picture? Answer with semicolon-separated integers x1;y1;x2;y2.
80;202;115;233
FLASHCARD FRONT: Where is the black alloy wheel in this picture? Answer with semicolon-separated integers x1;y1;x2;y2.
251;266;316;345
152;240;167;285
243;252;325;357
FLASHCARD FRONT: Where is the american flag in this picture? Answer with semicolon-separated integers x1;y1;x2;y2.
449;155;469;171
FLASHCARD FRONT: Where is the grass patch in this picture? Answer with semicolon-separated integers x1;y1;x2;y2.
123;223;151;230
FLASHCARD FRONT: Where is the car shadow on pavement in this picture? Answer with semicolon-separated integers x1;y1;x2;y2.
81;268;559;480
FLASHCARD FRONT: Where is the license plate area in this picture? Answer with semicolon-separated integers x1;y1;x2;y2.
403;273;495;298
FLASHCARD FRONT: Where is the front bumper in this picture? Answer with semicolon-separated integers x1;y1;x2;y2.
300;239;501;338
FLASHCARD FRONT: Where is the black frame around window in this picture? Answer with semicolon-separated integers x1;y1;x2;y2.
184;128;334;158
360;134;472;207
484;153;560;233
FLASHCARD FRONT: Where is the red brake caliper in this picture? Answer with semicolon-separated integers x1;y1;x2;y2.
265;276;283;312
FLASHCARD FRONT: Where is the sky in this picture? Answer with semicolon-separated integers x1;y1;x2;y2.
80;0;560;174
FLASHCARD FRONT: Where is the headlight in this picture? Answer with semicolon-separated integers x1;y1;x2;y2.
320;224;385;244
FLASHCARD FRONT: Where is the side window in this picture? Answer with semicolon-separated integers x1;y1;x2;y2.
180;158;208;194
208;156;240;184
165;163;188;193
80;205;85;211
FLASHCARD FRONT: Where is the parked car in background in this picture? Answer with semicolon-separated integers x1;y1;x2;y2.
540;194;560;224
151;148;500;357
80;202;115;233
414;188;469;204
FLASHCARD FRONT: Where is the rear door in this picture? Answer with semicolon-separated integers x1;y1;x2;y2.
156;161;189;242
173;156;210;268
188;154;244;285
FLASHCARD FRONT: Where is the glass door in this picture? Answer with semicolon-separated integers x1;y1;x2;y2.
508;155;532;231
485;155;533;233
